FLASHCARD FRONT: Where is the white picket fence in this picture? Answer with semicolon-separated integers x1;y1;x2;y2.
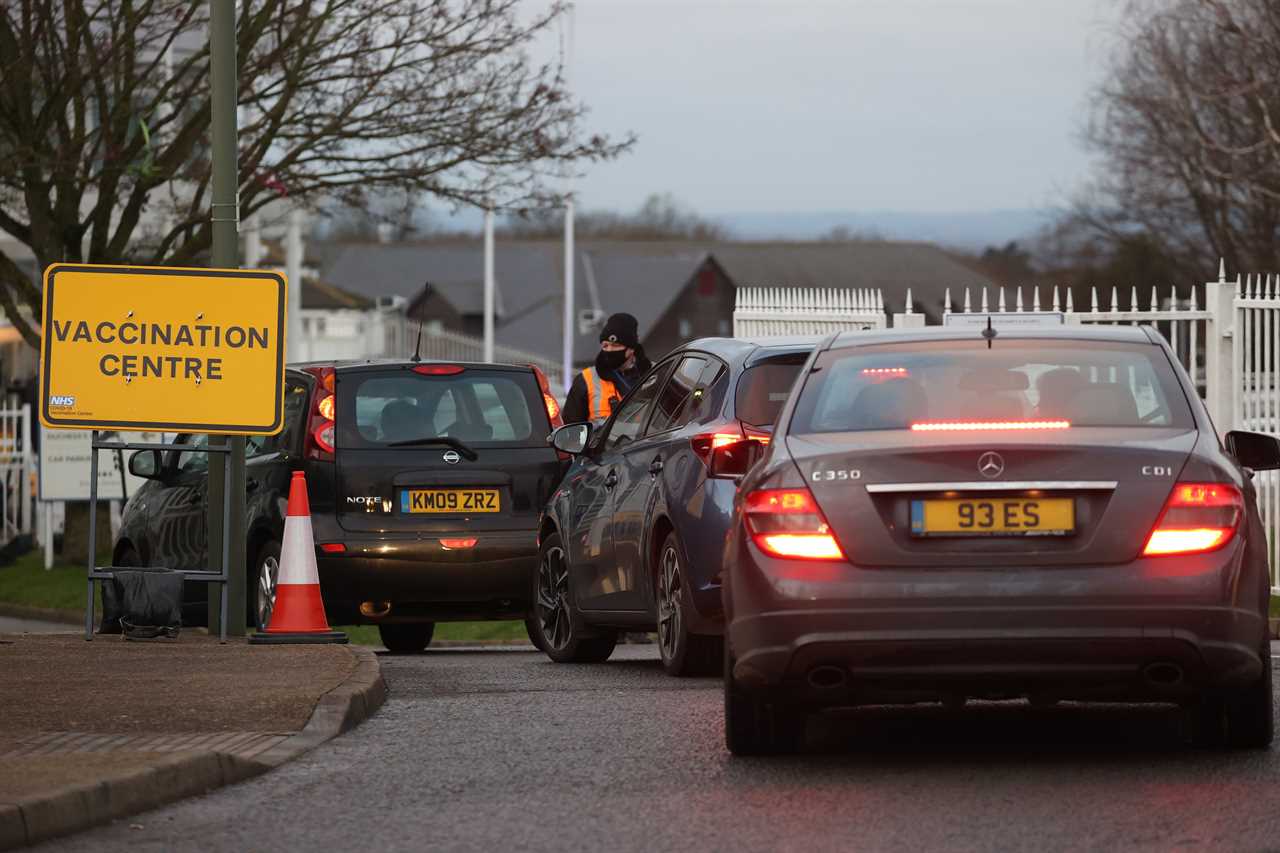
0;404;34;546
733;288;886;338
731;262;1280;590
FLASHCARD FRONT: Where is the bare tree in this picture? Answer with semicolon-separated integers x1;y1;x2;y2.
1081;0;1280;275
0;0;632;346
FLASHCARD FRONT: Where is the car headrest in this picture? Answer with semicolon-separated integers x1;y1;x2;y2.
847;378;928;430
1067;383;1139;425
1035;368;1087;416
379;400;422;442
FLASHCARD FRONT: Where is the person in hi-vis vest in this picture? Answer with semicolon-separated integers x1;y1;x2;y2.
562;312;653;424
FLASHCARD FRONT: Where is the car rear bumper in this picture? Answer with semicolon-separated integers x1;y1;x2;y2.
725;538;1269;703
315;529;537;623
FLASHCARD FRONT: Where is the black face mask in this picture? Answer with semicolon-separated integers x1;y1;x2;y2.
596;349;628;372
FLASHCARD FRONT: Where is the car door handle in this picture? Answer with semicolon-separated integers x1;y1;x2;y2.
648;458;663;476
604;471;618;489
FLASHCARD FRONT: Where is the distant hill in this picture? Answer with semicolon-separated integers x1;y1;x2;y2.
714;209;1057;251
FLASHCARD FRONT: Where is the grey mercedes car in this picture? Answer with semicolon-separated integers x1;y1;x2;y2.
720;325;1279;754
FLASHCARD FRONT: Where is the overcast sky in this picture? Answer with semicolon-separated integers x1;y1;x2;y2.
554;0;1120;216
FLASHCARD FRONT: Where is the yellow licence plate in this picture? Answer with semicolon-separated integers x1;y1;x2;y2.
400;489;500;514
911;498;1074;536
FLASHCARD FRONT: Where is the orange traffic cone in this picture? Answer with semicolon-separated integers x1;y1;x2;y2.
250;471;348;645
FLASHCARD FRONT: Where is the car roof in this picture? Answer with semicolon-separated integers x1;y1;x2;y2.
287;359;536;373
681;336;822;363
828;324;1155;349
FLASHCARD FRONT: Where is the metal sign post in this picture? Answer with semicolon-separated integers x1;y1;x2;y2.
83;433;233;642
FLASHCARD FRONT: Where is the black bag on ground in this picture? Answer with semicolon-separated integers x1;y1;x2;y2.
100;568;183;639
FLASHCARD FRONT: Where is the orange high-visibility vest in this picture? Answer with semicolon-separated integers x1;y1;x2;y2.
582;367;621;420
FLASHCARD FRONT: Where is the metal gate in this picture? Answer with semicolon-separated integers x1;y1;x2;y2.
0;404;34;545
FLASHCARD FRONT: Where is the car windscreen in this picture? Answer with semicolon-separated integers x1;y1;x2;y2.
789;339;1194;433
735;354;808;427
338;368;546;448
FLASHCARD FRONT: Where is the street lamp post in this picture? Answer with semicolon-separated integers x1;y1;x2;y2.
208;0;247;636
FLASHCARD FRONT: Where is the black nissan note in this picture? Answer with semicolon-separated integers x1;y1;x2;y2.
114;359;565;651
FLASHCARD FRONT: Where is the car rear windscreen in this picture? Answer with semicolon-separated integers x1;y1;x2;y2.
736;355;808;427
789;339;1194;433
339;368;546;448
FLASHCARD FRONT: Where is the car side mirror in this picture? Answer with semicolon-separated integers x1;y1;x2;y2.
551;423;592;456
708;439;765;480
1226;430;1280;471
127;449;163;480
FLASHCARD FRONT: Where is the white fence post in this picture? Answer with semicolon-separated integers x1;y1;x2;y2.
1204;260;1236;434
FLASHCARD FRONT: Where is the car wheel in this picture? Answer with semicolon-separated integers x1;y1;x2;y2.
1197;637;1274;749
530;531;617;663
656;531;722;677
249;540;281;631
378;622;435;654
524;616;547;652
724;646;804;755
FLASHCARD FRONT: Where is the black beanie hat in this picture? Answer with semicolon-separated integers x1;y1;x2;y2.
599;312;640;349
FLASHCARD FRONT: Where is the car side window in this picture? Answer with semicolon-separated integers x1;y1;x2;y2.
647;356;708;435
251;380;310;458
604;368;668;452
686;359;728;425
173;433;209;473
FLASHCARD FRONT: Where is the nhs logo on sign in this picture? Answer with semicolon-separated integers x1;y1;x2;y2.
48;395;75;408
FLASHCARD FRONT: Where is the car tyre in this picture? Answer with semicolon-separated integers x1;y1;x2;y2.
1197;637;1274;749
249;540;281;631
378;622;435;654
656;531;722;677
530;531;617;663
724;646;805;755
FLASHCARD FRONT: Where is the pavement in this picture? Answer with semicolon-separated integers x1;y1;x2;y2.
30;642;1280;853
0;633;386;850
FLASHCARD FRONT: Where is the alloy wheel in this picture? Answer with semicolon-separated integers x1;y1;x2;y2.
657;544;683;662
537;545;572;651
257;554;279;629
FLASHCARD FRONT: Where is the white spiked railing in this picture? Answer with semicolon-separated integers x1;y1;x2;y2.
733;287;887;338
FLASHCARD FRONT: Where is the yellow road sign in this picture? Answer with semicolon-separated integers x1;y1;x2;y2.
39;264;287;434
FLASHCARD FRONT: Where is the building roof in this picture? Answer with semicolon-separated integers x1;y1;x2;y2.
315;238;999;363
301;277;373;310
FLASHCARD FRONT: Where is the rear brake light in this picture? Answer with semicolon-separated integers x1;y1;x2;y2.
744;487;845;561
440;538;478;550
413;364;465;375
528;365;564;429
319;543;346;554
910;420;1070;432
862;367;910;377
692;427;770;467
1143;482;1243;557
304;367;336;461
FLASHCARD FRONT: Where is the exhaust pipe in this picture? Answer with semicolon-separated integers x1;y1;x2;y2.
807;665;848;690
1143;661;1184;687
359;600;392;619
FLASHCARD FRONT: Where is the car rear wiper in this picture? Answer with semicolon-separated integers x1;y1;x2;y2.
385;436;479;460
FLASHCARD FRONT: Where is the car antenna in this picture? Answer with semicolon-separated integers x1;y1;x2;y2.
411;285;427;362
982;315;997;350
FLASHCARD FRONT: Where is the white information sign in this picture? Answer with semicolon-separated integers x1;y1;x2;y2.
39;427;163;502
943;312;1066;329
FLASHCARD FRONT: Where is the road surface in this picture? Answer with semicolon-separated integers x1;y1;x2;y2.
35;643;1280;852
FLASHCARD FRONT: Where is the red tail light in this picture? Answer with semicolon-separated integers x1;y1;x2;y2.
744;487;845;560
303;366;336;461
319;543;346;554
692;426;771;469
413;364;465;375
440;538;478;550
528;365;563;429
911;420;1070;432
1143;482;1244;556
